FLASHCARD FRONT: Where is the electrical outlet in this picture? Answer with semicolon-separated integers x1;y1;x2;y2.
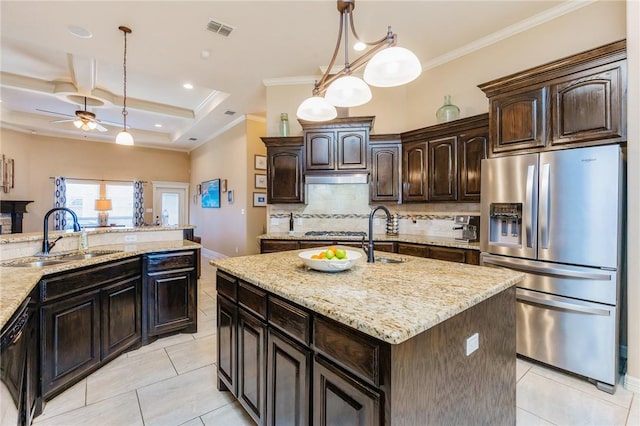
466;333;479;356
146;208;153;213
374;218;380;226
124;235;137;242
270;218;279;225
296;217;303;225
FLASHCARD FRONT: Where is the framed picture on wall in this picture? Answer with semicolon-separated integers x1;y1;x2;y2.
253;192;267;207
255;174;267;189
201;179;220;208
227;190;234;204
254;155;267;170
220;179;227;193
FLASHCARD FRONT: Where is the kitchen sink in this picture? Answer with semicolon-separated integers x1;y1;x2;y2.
4;250;122;268
375;257;407;264
58;250;122;261
7;259;69;268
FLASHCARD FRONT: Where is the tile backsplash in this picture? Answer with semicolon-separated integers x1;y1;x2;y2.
267;183;480;238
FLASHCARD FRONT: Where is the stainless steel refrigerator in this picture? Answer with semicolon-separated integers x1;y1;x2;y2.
480;144;623;393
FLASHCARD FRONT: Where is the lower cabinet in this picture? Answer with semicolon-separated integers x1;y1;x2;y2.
143;251;198;340
216;295;237;393
101;276;141;361
266;329;311;426
237;308;267;425
397;242;480;265
313;356;381;426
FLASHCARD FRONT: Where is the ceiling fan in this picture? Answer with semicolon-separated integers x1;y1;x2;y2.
36;97;120;132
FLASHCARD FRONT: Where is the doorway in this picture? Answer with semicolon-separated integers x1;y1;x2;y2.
152;181;189;225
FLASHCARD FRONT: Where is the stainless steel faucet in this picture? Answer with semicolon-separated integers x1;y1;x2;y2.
364;205;392;263
41;207;81;255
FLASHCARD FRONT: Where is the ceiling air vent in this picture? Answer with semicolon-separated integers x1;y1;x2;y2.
224;110;236;116
206;18;235;37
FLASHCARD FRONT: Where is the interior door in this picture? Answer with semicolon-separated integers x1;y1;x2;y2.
537;145;621;268
152;182;189;225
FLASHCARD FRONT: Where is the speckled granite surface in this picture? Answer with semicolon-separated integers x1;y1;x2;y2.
0;225;195;244
211;250;523;344
0;240;200;329
258;232;480;250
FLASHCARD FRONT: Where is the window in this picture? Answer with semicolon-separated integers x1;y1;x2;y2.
66;181;134;227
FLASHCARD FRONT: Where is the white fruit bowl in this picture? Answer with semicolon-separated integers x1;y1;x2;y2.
298;248;363;272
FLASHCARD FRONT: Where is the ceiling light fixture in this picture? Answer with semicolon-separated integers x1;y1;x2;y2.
116;26;134;146
296;0;422;122
183;83;194;90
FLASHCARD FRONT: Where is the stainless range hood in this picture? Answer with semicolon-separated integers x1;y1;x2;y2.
304;173;369;184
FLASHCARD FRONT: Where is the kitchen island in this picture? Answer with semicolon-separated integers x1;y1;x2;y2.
211;250;524;425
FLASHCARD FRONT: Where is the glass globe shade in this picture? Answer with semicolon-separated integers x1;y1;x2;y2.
87;121;97;130
73;120;83;129
116;129;134;145
324;76;372;107
363;46;422;87
296;96;337;122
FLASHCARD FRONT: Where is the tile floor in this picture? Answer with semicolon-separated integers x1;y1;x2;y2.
30;257;639;426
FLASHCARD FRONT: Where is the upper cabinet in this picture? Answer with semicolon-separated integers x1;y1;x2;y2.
261;137;305;204
401;114;488;203
479;40;626;156
369;134;402;204
301;116;374;173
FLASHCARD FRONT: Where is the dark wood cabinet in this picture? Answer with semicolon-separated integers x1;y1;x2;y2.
305;132;334;170
369;134;401;203
401;114;488;203
479;40;626;156
40;258;142;399
402;141;428;202
216;294;237;394
397;242;480;265
262;138;305;204
143;251;197;339
428;136;457;201
266;329;311;426
41;290;101;398
260;239;299;253
313;355;381;426
458;127;488;202
337;130;368;170
397;242;429;258
237;308;267;425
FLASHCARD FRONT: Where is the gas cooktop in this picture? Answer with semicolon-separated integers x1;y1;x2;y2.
304;231;367;237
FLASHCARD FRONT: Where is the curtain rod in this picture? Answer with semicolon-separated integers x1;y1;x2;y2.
49;177;148;183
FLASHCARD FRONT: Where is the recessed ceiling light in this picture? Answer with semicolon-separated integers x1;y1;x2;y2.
68;25;93;38
183;83;194;90
200;50;211;60
154;123;163;128
353;41;366;51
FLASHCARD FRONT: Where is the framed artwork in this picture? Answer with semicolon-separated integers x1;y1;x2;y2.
253;192;267;207
201;179;220;208
254;155;267;170
220;179;227;193
255;174;267;189
196;184;202;195
227;190;234;204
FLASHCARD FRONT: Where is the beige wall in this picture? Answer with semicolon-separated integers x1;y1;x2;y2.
265;0;639;389
0;128;189;232
189;117;266;257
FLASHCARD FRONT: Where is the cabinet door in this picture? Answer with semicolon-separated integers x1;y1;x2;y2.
490;88;546;154
305;132;335;170
427;246;467;263
402;141;428;202
551;63;625;146
370;145;400;203
217;295;237;394
101;276;141;361
313;356;381;426
337;130;367;170
458;128;488;202
260;239;300;254
268;146;304;204
428;136;457;201
147;269;196;337
238;308;267;426
41;290;101;398
397;242;429;258
266;329;311;426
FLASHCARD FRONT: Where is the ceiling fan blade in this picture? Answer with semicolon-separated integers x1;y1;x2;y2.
95;123;108;132
36;108;75;118
51;119;75;124
96;119;126;128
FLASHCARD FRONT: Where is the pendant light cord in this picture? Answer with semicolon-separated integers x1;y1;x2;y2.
121;27;128;129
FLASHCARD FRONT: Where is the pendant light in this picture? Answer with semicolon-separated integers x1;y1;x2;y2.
116;26;134;145
296;0;421;121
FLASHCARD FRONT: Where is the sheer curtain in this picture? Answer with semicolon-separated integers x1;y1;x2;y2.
133;180;145;226
53;176;67;230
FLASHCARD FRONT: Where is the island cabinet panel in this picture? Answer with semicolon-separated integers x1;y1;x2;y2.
313;355;381;426
216;294;237;394
40;257;142;400
143;251;197;339
268;296;311;346
266;329;311;426
238;308;267;425
41;291;101;399
238;281;267;321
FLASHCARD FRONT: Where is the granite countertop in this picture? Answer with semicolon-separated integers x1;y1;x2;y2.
0;240;200;329
210;250;523;345
0;225;195;244
258;232;481;251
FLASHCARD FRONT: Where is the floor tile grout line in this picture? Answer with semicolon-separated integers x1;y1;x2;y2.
135;388;147;426
517;406;560;426
164;346;180;376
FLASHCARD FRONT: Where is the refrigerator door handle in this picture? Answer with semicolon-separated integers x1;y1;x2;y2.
516;290;611;316
539;163;551;249
481;254;613;281
525;164;535;248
